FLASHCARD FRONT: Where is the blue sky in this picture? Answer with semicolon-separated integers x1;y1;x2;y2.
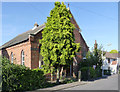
2;2;118;51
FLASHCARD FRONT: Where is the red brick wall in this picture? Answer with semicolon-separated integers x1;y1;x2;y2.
1;30;43;69
70;12;89;77
2;41;32;68
71;16;88;61
31;31;42;69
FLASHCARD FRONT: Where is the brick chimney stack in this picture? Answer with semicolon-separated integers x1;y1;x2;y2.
32;22;39;30
34;22;39;27
94;40;98;49
67;2;70;10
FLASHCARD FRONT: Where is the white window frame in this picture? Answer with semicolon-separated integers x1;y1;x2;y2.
21;50;25;65
11;52;13;63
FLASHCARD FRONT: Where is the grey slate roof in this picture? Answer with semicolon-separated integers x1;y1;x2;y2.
105;52;119;59
0;24;45;49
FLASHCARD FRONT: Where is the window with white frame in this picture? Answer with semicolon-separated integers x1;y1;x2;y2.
11;52;13;63
21;50;25;65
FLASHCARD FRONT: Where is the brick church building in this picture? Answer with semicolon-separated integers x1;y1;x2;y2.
0;7;89;78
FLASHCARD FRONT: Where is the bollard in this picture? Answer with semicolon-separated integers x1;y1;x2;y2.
78;71;81;82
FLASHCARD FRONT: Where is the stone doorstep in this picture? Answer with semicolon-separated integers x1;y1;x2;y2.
37;81;87;91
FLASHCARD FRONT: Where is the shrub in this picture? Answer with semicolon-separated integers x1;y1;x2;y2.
80;67;89;81
89;67;96;79
2;57;46;91
104;70;111;75
80;67;97;81
95;68;102;77
63;77;77;84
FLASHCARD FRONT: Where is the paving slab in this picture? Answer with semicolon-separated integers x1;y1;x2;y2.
34;81;88;92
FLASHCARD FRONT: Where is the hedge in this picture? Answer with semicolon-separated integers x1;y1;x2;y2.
80;67;102;81
104;70;111;75
2;57;46;91
80;67;89;80
95;68;102;77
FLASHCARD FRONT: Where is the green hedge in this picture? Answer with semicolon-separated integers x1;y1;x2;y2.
89;67;96;79
80;67;89;81
104;70;111;75
2;57;46;91
80;67;102;81
95;68;102;77
63;77;77;84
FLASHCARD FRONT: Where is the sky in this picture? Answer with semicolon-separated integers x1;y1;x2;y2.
1;2;118;52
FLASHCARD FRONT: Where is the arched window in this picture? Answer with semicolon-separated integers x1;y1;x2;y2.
21;50;25;65
11;52;13;63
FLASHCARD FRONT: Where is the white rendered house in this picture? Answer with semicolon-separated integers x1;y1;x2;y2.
102;52;119;75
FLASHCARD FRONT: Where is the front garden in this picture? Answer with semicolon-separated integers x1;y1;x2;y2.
1;57;77;91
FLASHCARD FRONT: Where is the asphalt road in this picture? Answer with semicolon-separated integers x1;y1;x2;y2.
64;74;118;90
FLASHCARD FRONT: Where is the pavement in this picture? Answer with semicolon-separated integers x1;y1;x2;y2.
29;74;119;92
64;74;118;90
36;81;88;92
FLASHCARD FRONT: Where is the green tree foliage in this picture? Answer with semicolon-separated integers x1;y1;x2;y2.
109;49;118;53
79;45;104;80
93;46;103;69
39;2;80;82
1;57;46;91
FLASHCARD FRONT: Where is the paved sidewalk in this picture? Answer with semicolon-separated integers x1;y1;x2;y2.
28;75;113;92
65;74;118;90
36;81;88;92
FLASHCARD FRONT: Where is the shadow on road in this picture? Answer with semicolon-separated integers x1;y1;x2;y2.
82;75;111;82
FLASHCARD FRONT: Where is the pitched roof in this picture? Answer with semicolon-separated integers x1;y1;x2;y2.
105;52;119;59
0;24;45;49
68;9;89;49
0;9;89;50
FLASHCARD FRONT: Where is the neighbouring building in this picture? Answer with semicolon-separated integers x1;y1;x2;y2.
0;7;89;80
102;52;119;74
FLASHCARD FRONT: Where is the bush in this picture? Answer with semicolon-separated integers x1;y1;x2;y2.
63;77;77;84
104;70;111;75
95;68;102;77
89;67;96;79
80;67;97;81
80;67;89;81
2;57;46;91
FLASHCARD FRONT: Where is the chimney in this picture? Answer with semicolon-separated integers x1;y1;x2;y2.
67;3;70;10
34;22;39;27
94;40;98;49
32;22;39;30
28;33;34;43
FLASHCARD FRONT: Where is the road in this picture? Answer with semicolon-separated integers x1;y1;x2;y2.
64;74;118;90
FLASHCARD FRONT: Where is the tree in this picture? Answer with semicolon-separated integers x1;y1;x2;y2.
85;44;105;78
85;51;96;67
93;46;103;69
109;49;118;53
39;2;80;83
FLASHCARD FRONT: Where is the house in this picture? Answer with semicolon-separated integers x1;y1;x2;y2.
102;52;119;74
0;7;89;79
